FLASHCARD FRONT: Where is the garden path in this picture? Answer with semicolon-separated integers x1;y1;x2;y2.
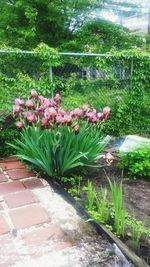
0;156;118;267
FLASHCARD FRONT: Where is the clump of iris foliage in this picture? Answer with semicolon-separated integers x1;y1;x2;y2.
86;179;126;237
9;89;111;177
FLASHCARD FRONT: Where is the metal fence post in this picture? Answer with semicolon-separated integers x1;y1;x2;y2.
49;65;54;98
130;58;133;90
130;58;134;128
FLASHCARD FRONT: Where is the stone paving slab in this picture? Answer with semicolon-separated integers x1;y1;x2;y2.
0;157;119;267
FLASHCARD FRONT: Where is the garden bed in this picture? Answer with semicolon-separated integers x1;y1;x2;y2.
45;175;149;267
88;163;150;265
51;142;150;266
91;163;150;229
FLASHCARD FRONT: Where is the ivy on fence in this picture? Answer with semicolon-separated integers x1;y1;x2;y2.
0;44;149;135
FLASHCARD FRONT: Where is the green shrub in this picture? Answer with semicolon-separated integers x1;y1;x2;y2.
119;145;150;177
0;73;53;112
62;92;87;110
0;113;20;158
0;126;20;158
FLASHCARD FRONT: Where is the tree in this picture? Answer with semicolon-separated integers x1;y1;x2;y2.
61;19;143;52
0;0;144;50
0;0;107;49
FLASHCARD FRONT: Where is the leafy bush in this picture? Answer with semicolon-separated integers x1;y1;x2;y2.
0;126;20;158
0;43;60;111
9;125;109;176
119;145;150;177
0;114;20;158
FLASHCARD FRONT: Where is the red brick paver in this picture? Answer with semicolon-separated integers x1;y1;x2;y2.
22;224;64;246
0;181;25;196
1;161;25;171
23;178;44;189
4;190;37;209
9;205;50;229
0;173;8;183
7;169;35;180
0;215;10;234
0;157;76;266
0;156;18;163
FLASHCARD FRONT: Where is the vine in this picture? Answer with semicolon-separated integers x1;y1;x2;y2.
99;49;150;135
0;46;149;135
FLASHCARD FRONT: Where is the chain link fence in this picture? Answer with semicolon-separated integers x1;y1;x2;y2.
0;51;51;110
0;50;132;107
0;50;149;134
52;53;132;109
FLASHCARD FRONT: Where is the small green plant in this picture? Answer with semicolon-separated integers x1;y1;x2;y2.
95;187;110;224
60;175;82;187
119;145;150;177
107;178;126;237
86;180;97;211
86;181;110;224
126;216;146;250
60;175;82;197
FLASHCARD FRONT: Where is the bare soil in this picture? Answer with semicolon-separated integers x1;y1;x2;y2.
91;162;150;228
87;161;150;265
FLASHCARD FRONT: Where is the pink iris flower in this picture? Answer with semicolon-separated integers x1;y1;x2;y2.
16;121;24;128
97;112;104;120
64;114;72;124
58;109;66;116
31;89;38;97
41;118;49;127
15;98;24;105
26;100;34;108
13;105;21;114
49;99;56;107
26;113;35;123
56;115;64;124
82;104;89;112
54;93;61;103
72;108;83;117
103;106;111;115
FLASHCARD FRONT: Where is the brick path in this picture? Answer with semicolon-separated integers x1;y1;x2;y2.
0;157;118;267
